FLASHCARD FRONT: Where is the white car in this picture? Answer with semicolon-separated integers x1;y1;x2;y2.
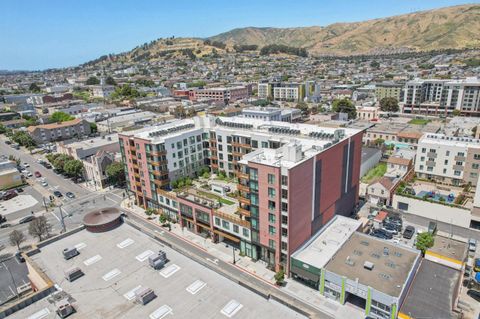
23;163;30;168
41;180;48;187
26;172;33;178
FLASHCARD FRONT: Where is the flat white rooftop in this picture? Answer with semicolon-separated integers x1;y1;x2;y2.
291;215;362;270
420;133;480;148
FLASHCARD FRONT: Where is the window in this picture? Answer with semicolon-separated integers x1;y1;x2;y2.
457;152;465;157
419;165;424;170
473;163;479;169
420;157;425;161
474;154;480;160
281;242;287;251
268;213;276;223
233;225;239;233
222;220;230;229
421;148;426;153
268;188;276;198
446;150;450;156
269;239;276;250
443;168;447;174
249;168;258;181
269;225;276;235
261;141;268;148
214;217;220;226
268;200;276;210
250;194;259;206
251;140;258;148
281;175;288;186
242;228;249;237
454;170;461;176
268;174;275;185
281;202;288;212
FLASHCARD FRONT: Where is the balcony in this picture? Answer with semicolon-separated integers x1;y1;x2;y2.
237;206;251;217
214;210;250;228
426;160;436;167
236;171;249;180
232;142;251;149
237;183;249;193
153;179;169;187
129;145;136;152
211;163;219;169
427;152;437;158
150;150;167;157
454;155;466;162
152;169;168;177
453;164;464;171
232;151;243;158
238;195;251;205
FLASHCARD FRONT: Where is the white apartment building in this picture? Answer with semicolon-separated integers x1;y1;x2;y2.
415;133;480;186
403;78;480;115
273;86;301;101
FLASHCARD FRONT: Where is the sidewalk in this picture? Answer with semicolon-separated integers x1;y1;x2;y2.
121;199;364;319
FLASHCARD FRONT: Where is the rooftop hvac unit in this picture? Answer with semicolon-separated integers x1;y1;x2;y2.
149;250;167;269
364;261;374;271
135;287;156;305
64;267;84;282
63;247;79;260
56;301;75;318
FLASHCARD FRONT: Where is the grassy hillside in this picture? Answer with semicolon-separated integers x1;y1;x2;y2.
209;4;480;55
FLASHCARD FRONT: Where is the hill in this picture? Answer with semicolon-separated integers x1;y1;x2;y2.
209;4;480;55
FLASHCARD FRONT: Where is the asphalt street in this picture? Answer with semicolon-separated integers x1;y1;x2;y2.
0;138;125;251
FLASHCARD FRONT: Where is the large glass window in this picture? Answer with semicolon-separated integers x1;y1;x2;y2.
250;168;258;181
269;225;276;235
268;188;276;198
268;174;275;185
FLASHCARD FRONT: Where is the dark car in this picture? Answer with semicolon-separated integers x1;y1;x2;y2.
18;215;35;224
66;192;75;199
2;190;17;200
403;226;415;239
4;140;11;145
53;190;63;197
16;187;23;193
15;251;25;263
43;162;52;169
53;168;62;174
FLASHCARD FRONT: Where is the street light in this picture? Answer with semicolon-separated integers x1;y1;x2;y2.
232;246;236;264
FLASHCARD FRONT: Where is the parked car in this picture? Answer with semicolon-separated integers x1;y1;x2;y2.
41;180;48;187
66;192;75;199
0;214;6;224
2;190;17;200
34;171;42;178
26;171;33;178
42;162;52;169
18;215;34;224
15;251;25;263
53;190;63;198
16;187;23;193
428;221;437;234
23;163;30;168
469;238;477;253
403;226;415;239
474;258;480;272
5;140;11;145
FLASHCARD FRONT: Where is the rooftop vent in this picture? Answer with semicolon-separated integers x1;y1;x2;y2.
364;261;374;271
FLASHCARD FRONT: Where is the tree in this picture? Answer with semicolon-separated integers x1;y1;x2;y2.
63;160;84;178
374;138;385;147
86;76;100;85
0;124;6;134
415;232;435;254
50;111;74;123
11;131;36;147
370;61;380;68
145;208;156;216
106;162;125;185
379;97;399;112
90;122;98;134
452;109;461;117
110;84;144;100
296;102;309;114
105;76;116;86
29;83;41;92
332;98;356;119
274;269;285;285
28;216;52;241
174;105;186;118
9;230;26;250
52;154;72;172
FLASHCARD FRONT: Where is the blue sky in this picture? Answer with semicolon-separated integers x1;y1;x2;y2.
0;0;473;70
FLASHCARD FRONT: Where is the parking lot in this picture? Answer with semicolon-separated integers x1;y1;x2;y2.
11;224;306;319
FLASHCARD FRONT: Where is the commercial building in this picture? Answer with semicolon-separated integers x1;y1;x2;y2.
291;215;421;319
119;116;364;271
8;223;303;319
415;133;480;186
26;118;91;143
0;160;23;190
375;82;403;101
402;78;480;116
91;85;115;98
190;86;249;103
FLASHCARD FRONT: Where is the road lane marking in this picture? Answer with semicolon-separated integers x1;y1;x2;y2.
49;211;60;222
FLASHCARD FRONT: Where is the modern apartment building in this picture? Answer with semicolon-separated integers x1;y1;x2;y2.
375;82;403;101
27;118;91;143
257;82;315;102
119;116;364;271
415;133;480;186
241;107;302;122
402;78;480;115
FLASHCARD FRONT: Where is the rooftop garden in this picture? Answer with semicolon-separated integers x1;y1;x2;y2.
396;181;468;209
361;162;387;184
408;118;431;125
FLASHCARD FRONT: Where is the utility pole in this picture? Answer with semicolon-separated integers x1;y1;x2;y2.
58;204;66;233
232;246;236;265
